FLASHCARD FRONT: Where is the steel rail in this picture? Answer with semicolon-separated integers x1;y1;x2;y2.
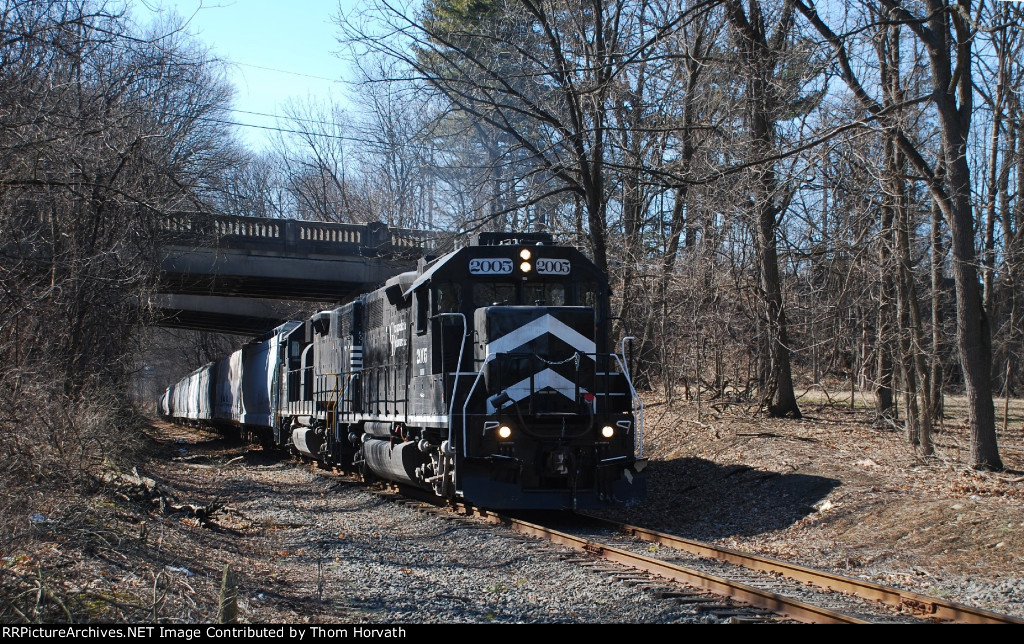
464;508;872;624
579;512;1024;625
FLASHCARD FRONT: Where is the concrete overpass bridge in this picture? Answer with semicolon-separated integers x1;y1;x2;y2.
155;212;441;335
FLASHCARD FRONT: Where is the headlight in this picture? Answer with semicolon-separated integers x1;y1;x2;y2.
601;425;614;438
520;261;532;273
498;425;513;439
520;248;532;260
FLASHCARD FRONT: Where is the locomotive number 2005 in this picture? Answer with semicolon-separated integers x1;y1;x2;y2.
469;258;513;274
536;258;571;275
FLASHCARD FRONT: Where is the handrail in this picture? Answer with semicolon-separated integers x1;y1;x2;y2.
460;370;486;458
436;313;469;458
157;212;439;257
610;339;643;458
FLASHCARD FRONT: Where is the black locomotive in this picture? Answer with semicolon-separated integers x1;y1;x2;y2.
160;231;647;510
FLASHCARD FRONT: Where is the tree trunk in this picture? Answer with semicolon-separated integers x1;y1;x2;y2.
930;188;945;425
726;0;800;418
758;230;800;418
876;196;896;421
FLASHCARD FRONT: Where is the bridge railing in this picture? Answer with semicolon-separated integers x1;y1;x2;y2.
158;212;438;258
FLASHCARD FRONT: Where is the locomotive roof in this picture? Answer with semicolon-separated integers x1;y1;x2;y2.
385;270;417;294
246;319;303;344
401;236;576;297
403;252;456;297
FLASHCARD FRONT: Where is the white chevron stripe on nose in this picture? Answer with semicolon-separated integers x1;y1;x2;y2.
485;314;595;360
487;368;588;413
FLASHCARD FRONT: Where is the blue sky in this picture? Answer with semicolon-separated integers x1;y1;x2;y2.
141;0;359;150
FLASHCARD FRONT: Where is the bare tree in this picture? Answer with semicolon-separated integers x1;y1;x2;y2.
338;0;706;271
348;57;445;229
796;0;1002;469
976;2;1024;418
208;152;291;220
270;99;365;222
0;0;241;544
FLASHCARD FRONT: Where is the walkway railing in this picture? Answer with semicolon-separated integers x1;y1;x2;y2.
158;212;438;258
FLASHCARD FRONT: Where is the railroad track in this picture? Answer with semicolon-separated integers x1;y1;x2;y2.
465;508;906;623
576;512;1022;624
370;482;1024;624
494;509;1024;624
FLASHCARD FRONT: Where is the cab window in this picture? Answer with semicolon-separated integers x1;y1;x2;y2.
416;289;429;334
525;282;566;306
474;282;515;307
435;283;462;313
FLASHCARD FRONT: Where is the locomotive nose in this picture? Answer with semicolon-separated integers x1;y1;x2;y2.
475;305;597;415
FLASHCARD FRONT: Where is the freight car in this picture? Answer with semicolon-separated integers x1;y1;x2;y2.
160;231;647;510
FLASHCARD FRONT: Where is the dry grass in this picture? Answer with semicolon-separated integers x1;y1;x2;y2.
0;376;149;623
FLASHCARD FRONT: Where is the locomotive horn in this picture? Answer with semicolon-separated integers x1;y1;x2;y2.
488;391;512;410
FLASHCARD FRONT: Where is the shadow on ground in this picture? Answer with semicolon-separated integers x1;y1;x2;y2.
608;457;841;541
143;420;840;543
